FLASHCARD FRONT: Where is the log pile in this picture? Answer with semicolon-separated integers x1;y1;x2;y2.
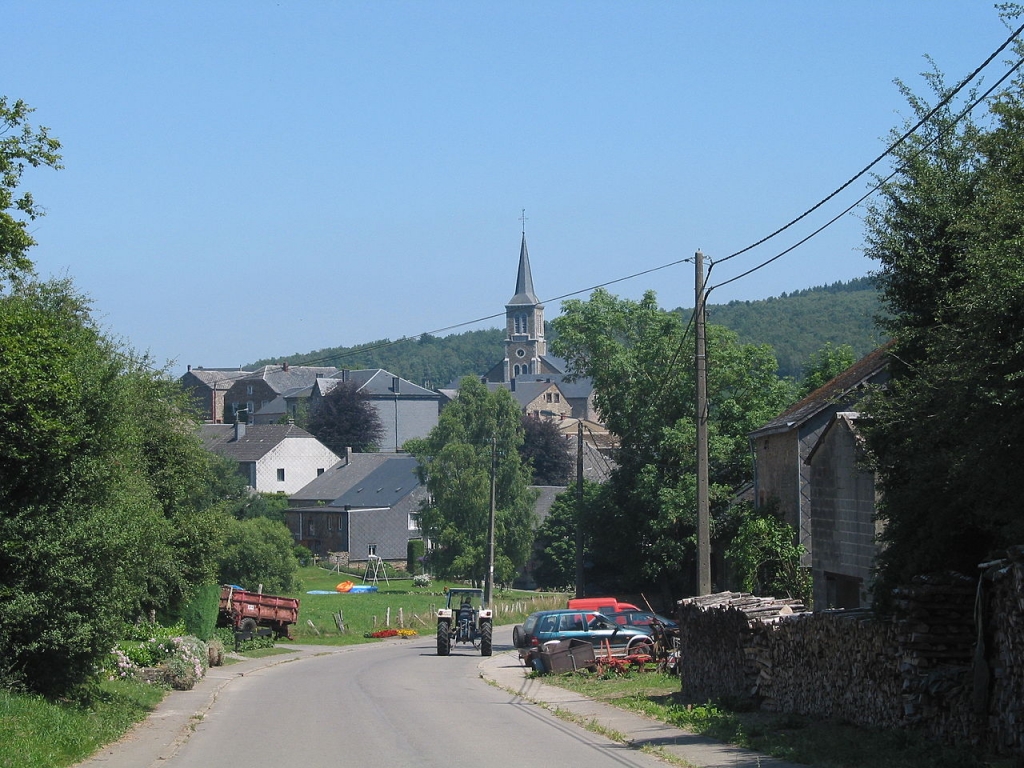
891;572;977;742
981;548;1024;756
675;559;1024;762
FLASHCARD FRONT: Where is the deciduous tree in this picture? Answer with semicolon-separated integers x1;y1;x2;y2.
407;377;536;584
0;97;62;285
864;56;1024;603
551;289;795;597
306;380;385;454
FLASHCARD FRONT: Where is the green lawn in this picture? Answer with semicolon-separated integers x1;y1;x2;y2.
286;566;564;643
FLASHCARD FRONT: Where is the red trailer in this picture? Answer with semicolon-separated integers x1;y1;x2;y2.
218;585;300;639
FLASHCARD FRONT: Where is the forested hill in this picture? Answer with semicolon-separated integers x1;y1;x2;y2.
698;276;888;379
250;277;886;386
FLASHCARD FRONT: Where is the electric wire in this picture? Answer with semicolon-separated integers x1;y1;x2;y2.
249;25;1024;377
707;51;1024;295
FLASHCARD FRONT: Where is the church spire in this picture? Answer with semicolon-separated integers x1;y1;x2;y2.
508;233;540;306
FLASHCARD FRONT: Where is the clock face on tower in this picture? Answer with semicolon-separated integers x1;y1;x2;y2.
516;349;526;358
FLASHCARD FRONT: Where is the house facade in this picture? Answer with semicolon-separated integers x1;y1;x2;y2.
285;455;424;567
749;345;890;609
220;363;338;424
179;366;250;423
806;412;880;609
199;422;341;494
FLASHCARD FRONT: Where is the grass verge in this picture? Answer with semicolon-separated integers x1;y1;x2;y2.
0;679;165;768
542;671;996;768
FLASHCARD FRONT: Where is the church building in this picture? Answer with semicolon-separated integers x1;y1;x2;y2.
484;233;568;384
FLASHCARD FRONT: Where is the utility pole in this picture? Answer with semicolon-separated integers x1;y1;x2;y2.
575;420;585;598
485;435;496;607
695;250;711;595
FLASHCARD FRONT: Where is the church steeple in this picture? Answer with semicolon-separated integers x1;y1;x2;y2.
504;232;545;382
507;234;540;306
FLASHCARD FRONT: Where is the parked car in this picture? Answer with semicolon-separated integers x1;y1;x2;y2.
511;609;653;666
604;609;678;631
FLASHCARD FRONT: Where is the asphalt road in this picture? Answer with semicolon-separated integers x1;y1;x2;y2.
78;627;798;768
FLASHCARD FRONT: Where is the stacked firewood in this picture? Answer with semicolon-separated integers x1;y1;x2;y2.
981;549;1024;756
891;572;977;740
676;591;807;703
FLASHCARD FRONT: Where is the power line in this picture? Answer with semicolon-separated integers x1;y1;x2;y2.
708;51;1024;295
712;19;1024;268
254;23;1024;373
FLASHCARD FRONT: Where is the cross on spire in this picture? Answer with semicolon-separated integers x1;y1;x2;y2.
519;208;528;235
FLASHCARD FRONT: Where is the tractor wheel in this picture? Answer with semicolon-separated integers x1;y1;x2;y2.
239;617;258;634
480;620;492;657
436;620;450;656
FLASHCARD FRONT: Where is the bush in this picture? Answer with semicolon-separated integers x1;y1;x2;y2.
407;539;425;575
413;573;432;588
181;583;221;641
162;637;208;690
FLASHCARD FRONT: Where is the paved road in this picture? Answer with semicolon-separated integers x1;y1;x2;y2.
78;627;800;768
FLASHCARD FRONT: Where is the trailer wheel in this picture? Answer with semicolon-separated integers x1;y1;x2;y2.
240;617;258;634
436;620;450;656
480;620;492;657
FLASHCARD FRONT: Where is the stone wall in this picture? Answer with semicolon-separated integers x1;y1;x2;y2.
677;550;1024;759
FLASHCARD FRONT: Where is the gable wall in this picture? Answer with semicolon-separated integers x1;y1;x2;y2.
254;438;341;494
808;423;879;609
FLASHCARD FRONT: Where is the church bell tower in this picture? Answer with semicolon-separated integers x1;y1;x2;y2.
503;233;546;382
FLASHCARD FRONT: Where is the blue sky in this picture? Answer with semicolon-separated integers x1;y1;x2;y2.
5;2;1016;376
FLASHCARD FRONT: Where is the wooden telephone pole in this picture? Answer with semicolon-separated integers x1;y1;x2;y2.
695;250;711;595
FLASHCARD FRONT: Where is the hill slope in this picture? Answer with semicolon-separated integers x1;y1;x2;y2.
250;277;887;385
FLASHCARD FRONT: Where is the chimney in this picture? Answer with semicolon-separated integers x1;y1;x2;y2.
187;364;191;372
345;446;352;465
342;369;349;382
234;419;246;441
282;362;290;372
392;376;400;393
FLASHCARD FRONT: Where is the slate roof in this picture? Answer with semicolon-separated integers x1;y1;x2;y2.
507;234;541;307
184;368;250;386
329;456;422;509
324;369;437;398
751;343;891;438
239;365;339;396
199;423;322;462
288;452;393;505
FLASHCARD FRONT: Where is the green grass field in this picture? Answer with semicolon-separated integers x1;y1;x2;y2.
287;566;566;642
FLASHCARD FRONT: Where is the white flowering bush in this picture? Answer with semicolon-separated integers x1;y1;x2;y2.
163;636;209;690
105;647;140;681
413;573;432;588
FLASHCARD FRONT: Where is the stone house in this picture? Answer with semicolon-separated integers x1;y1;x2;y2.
199;421;340;494
285;455;424;568
220;363;338;424
179;366;250;423
749;344;890;608
805;411;881;608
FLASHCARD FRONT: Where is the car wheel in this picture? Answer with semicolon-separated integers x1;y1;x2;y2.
512;625;524;648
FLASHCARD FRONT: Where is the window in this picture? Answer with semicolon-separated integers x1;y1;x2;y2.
367;543;377;557
277;468;285;482
246;385;253;395
408;513;418;531
317;468;325;476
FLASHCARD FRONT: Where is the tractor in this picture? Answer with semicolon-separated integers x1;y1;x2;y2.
437;588;492;656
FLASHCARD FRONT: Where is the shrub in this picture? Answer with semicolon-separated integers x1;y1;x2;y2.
163;637;208;690
413;573;432;588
